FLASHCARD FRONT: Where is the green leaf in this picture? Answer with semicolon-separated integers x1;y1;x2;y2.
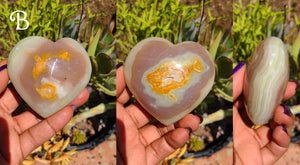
101;45;115;55
90;56;98;75
209;31;223;60
295;14;300;26
224;35;233;50
216;44;226;59
88;29;102;57
92;22;103;37
216;56;233;79
291;34;300;59
213;25;224;41
95;53;114;74
93;76;116;96
96;41;105;53
102;32;114;46
289;55;298;80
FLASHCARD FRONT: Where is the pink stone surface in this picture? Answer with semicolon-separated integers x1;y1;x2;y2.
124;37;215;125
7;36;91;118
244;37;289;125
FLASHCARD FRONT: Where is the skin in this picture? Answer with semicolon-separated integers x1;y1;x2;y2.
233;64;296;165
0;59;90;165
117;66;201;165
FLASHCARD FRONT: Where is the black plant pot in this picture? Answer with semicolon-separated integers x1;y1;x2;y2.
65;108;116;151
183;116;232;158
291;113;300;142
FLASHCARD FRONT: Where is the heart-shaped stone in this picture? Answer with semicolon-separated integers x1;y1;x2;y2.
124;37;215;125
8;36;91;118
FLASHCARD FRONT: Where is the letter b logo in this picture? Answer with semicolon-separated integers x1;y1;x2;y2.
10;11;29;30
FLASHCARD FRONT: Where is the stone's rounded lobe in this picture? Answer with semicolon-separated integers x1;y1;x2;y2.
8;36;92;118
124;37;215;125
244;37;289;126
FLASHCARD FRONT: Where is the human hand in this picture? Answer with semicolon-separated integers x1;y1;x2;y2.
0;59;90;165
116;65;201;165
233;62;297;165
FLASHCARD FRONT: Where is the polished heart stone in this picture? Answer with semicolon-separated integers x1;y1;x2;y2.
244;37;289;126
124;37;215;125
8;36;91;118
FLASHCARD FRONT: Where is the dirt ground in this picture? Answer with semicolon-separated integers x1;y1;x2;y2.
61;0;116;26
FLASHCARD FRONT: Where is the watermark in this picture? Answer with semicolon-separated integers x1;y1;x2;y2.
10;10;29;30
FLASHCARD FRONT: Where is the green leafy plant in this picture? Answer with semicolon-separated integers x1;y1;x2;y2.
188;136;204;152
0;0;84;57
233;0;290;63
55;1;116;96
87;20;116;96
72;130;86;145
117;0;211;57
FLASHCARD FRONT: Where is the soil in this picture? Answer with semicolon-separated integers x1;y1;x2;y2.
203;0;232;30
61;0;116;26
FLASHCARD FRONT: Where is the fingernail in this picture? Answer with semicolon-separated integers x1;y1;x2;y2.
282;124;288;134
0;64;7;72
86;85;93;93
290;79;299;88
233;61;245;74
281;103;292;117
116;62;123;69
185;127;192;135
195;114;203;123
70;105;77;110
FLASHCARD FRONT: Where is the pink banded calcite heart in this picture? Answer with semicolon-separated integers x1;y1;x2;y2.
8;36;91;118
124;37;215;125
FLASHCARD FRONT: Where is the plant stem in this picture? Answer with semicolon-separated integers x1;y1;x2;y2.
201;109;232;125
62;103;106;136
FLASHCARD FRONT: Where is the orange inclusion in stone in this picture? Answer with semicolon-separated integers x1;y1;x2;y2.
32;50;73;80
32;54;49;80
147;57;203;100
35;83;57;101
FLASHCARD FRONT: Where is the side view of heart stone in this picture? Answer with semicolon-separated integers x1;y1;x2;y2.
244;37;289;126
124;37;215;125
8;36;92;118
